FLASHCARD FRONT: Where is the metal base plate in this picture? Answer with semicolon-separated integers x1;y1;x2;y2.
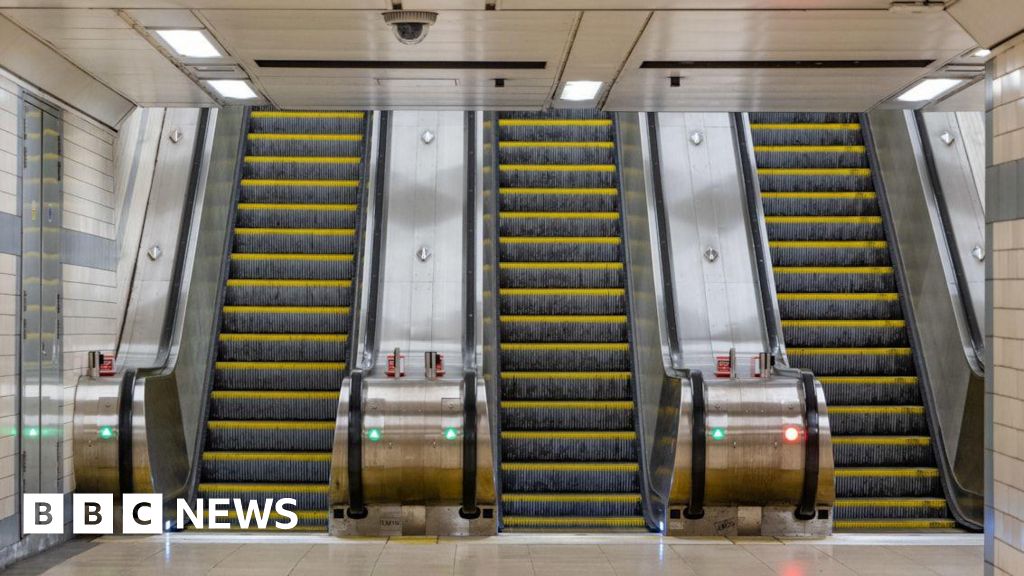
330;506;497;537
667;506;832;537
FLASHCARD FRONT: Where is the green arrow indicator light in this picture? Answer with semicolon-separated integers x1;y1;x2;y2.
26;427;38;438
98;426;116;440
366;428;382;442
710;427;726;441
444;427;459;441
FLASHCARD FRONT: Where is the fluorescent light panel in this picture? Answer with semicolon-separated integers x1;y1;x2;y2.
560;81;603;101
974;49;992;58
897;78;964;102
156;29;221;59
208;80;258;100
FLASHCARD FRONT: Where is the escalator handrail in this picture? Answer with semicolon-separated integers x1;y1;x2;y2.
861;114;984;531
460;111;481;519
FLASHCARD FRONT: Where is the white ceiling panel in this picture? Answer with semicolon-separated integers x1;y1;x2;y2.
501;0;891;8
2;8;213;105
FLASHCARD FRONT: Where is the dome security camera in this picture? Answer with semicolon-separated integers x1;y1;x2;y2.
382;10;438;45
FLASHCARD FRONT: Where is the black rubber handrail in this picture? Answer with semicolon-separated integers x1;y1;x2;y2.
796;371;820;520
460;110;480;519
346;111;390;518
645;113;682;364
684;371;706;519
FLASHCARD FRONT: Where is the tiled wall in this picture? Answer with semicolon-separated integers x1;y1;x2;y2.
989;45;1024;576
0;71;120;520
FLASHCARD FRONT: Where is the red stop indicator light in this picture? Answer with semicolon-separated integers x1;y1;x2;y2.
783;425;803;444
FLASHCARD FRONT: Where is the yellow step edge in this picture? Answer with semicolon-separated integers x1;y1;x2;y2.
832;436;931;446
501;401;634;410
769;240;887;249
754;145;866;153
498;119;612;127
499;164;616;172
237;203;357;211
835;498;946;508
234;227;355;236
218;333;348;342
247;133;362;141
215;361;345;370
834;519;956;530
245;156;361;164
776;293;898;301
501;371;631;380
241;179;359;187
251;111;364;119
500;315;626;323
500;262;623;270
765;216;882;224
835;468;938;478
499;188;617;195
501;431;636;440
830;405;924;414
503;516;645;527
499;288;624;297
209;391;339;400
499;236;620;244
503;494;640;503
226;279;352;287
500;212;619;219
774;266;892;275
781;320;905;328
198;483;329;493
759;168;871;176
787;347;912;356
500;343;629;351
762;192;876;199
230;253;354;261
202;452;331;462
819;376;919;385
749;123;860;130
208;421;335;430
499;141;614;148
501;462;638;472
223;306;350;314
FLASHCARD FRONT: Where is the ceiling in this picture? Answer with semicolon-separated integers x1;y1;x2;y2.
0;1;1001;113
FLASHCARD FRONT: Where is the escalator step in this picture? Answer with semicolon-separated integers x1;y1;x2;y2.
239;180;360;205
500;401;635;431
235;203;359;229
246;134;363;158
502;431;637;461
786;348;914;376
749;112;861;124
782;320;908;347
769;241;891;267
832;518;957;530
500;343;630;372
835;468;942;498
243;156;361;181
198;483;329;511
503;516;645;529
499;188;619;213
755;147;868;169
762;191;880;217
500;315;628;343
201;452;331;483
222;306;352;334
500;166;617;189
832;437;934;467
208;391;339;421
249;111;364;134
214;361;345;391
225;279;353;307
499;237;621;262
216;333;348;363
834;498;950;520
229;255;355;281
828;406;927;435
502;494;641;518
233;228;357;255
499;288;626;315
773;267;895;293
500;462;639;493
765;216;883;241
206;421;333;451
749;125;864;147
758;170;873;193
499;142;616;165
819;376;922;405
777;293;902;320
500;372;632;401
499;262;624;289
499;212;621;237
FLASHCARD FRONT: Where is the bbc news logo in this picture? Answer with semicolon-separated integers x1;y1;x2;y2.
23;494;300;534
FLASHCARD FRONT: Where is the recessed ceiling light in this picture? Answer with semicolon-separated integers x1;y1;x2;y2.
560;81;603;101
897;78;964;102
156;29;221;59
973;49;992;58
207;80;258;100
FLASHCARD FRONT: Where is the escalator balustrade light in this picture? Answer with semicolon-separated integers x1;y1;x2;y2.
366;428;382;442
443;427;460;441
98;426;117;440
710;427;727;441
782;425;803;444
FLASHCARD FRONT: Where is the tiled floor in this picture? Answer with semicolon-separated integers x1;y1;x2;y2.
3;533;984;576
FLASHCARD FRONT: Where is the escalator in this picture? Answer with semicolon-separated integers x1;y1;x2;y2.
747;112;954;530
493;110;646;530
197;110;369;530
